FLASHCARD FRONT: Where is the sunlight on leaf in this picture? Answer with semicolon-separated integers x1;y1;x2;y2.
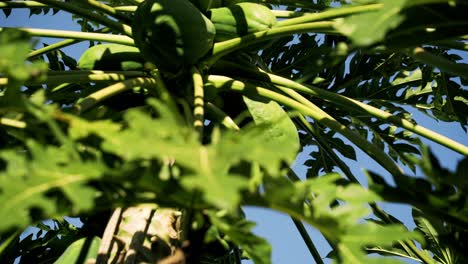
53;237;100;264
243;96;300;175
334;0;407;46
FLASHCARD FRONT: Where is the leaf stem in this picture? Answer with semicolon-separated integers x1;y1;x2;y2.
408;47;468;79
114;6;138;12
206;102;240;131
149;70;179;113
206;75;404;177
285;169;327;263
291;218;325;264
295;115;359;183
273;80;468;156
34;0;132;36
27;28;111;58
0;118;27;129
0;1;46;8
29;38;81;58
1;27;134;46
206;21;335;66
0;71;145;86
275;3;383;27
432;39;468;51
74;77;156;113
191;66;204;139
215;62;468;155
81;0;131;23
274;82;404;177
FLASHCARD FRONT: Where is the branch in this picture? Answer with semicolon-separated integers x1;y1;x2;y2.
290;218;325;264
74;77;157;113
0;1;46;8
206;102;240;131
206;75;404;177
0;118;26;129
114;6;138;12
191;66;204;139
295;115;359;183
1;27;134;46
212;61;468;155
81;0;131;23
0;71;145;86
409;47;468;79
275;3;383;27
27;28;111;59
205;21;336;66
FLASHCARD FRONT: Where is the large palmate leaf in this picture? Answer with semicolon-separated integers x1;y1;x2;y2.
0;141;105;231
413;209;465;264
70;99;298;210
256;173;420;263
366;149;468;229
337;223;420;264
335;0;468;47
334;0;407;47
0;29;47;85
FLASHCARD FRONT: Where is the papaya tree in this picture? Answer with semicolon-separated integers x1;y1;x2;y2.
0;0;467;263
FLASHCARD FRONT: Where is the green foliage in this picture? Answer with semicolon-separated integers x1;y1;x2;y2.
0;0;467;263
334;0;407;47
0;140;105;231
53;237;101;264
207;211;272;264
0;29;47;83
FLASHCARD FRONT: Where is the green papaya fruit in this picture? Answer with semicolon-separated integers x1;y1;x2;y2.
132;0;216;74
77;43;144;71
209;3;276;42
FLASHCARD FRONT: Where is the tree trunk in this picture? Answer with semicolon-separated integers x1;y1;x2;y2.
96;205;184;264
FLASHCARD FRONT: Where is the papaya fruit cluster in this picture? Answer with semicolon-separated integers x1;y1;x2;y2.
78;0;276;74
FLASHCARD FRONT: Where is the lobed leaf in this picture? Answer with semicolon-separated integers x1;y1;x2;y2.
0;141;105;231
334;0;407;47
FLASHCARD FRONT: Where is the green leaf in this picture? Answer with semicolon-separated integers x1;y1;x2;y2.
412;208;462;264
68;116;121;140
334;0;407;46
344;222;419;245
335;184;382;204
366;246;423;262
413;210;441;248
0;28;47;81
92;99;307;209
243;96;299;175
208;211;272;264
338;223;421;264
0;141;104;231
53;237;101;264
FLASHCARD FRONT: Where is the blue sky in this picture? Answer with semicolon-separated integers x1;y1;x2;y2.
2;7;467;264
